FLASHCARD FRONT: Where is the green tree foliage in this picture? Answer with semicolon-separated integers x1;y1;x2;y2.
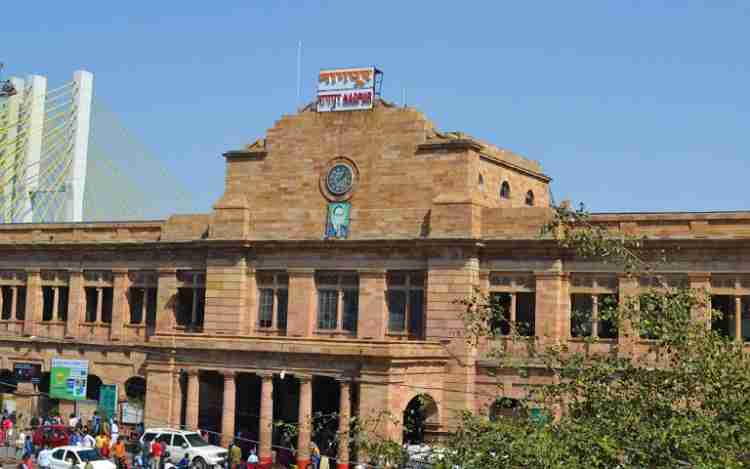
445;204;750;468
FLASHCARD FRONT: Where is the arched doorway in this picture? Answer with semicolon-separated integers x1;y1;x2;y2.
125;376;147;427
86;375;103;401
489;397;525;421
0;369;17;394
403;394;438;445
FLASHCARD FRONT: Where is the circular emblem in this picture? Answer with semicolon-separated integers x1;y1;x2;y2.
326;164;354;195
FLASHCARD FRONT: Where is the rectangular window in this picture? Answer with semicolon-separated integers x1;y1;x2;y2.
42;286;55;321
342;289;358;333
1;287;12;320
100;288;113;323
570;294;593;338
488;273;535;337
176;271;206;331
316;272;359;333
129;288;145;324
256;272;289;331
277;289;288;331
258;289;275;328
386;271;426;338
711;295;735;338
57;287;69;322
128;271;158;327
569;275;619;340
317;290;338;330
16;287;26;321
85;287;98;323
516;292;536;337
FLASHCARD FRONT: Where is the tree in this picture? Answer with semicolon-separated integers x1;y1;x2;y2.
444;203;750;468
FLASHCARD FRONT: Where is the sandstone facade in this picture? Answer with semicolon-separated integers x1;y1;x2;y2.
1;101;749;468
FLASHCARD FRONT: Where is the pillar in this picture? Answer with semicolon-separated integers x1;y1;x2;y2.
110;269;129;341
618;274;639;356
185;370;200;431
170;371;183;427
357;269;387;340
221;371;236;446
688;272;711;327
156;268;177;334
66;269;83;338
296;375;312;469
287;269;315;337
259;373;274;467
534;265;568;344
337;379;351;469
25;269;41;336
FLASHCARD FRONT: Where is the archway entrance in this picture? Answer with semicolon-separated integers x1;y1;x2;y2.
402;394;438;445
0;369;16;394
86;375;103;401
312;376;340;457
125;376;147;427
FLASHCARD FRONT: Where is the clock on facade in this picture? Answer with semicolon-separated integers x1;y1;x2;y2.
326;163;354;195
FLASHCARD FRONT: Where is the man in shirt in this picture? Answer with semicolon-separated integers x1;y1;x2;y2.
68;414;79;428
37;444;53;469
229;442;242;469
110;419;120;445
83;431;96;448
113;439;127;469
150;438;163;469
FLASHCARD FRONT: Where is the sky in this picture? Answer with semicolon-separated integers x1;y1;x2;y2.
4;1;749;215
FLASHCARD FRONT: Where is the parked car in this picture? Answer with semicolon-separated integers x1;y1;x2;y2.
33;425;72;449
48;445;116;469
139;428;228;469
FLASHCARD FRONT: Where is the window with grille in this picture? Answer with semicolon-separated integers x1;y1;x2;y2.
316;272;358;333
256;272;289;332
386;271;426;338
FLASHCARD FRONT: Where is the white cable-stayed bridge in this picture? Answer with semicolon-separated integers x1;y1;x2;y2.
0;70;194;224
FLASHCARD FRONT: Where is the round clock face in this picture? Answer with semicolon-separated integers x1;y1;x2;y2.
326;164;354;195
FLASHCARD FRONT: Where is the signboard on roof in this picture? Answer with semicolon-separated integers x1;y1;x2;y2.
317;67;382;112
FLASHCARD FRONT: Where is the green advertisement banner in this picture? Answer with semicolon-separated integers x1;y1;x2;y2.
49;358;89;401
98;384;118;420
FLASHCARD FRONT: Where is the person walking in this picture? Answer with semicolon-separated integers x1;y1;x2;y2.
92;411;101;436
110;419;120;445
150;437;162;469
113;438;126;469
246;448;259;469
140;439;150;469
38;443;53;469
229;442;242;469
22;434;33;459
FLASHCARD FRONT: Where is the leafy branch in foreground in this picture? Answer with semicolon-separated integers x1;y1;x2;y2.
448;203;750;468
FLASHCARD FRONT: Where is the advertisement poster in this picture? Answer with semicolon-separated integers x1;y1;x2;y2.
13;363;42;384
325;202;351;239
49;358;89;400
98;384;118;420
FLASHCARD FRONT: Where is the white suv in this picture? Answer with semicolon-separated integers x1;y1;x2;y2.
140;428;228;469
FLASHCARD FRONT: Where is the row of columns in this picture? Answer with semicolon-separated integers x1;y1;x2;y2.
178;370;351;469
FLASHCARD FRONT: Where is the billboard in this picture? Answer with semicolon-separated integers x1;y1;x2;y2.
317;67;381;112
13;363;42;384
50;358;89;400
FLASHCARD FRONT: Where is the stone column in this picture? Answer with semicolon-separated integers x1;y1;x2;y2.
156;268;177;334
110;269;129;341
24;269;41;337
259;373;274;467
618;274;639;356
185;370;200;431
170;371;183;427
357;269;387;340
221;371;237;446
287;269;315;337
296;375;312;469
688;272;711;328
534;266;568;344
337;379;351;469
66;269;84;339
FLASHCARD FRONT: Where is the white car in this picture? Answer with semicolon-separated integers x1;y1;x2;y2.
48;446;116;469
140;428;228;469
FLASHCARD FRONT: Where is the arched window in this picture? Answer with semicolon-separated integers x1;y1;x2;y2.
478;174;485;192
500;181;511;199
525;190;535;206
